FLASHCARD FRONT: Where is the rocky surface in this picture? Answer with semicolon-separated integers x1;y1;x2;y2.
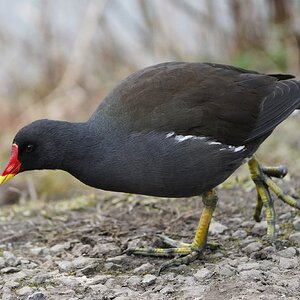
0;175;300;300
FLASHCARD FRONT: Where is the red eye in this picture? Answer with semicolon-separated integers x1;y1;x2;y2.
26;145;34;153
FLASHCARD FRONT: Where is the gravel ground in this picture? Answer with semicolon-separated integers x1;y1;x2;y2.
0;174;300;300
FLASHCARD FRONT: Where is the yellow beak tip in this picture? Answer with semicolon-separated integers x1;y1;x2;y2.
0;174;15;185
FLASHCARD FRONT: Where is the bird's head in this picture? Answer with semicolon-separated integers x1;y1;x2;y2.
0;119;69;185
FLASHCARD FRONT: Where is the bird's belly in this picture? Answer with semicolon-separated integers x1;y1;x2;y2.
82;132;250;198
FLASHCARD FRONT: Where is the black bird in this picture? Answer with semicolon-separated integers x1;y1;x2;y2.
1;62;300;271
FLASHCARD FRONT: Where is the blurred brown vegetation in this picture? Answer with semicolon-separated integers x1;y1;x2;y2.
0;0;300;203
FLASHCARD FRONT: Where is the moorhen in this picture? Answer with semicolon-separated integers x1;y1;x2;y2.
1;62;300;271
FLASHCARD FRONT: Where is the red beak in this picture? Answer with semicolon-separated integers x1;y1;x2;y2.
0;144;21;185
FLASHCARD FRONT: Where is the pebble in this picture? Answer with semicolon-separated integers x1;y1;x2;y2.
278;257;298;269
3;251;20;267
97;243;119;255
133;262;154;274
239;237;256;248
141;274;157;286
126;275;141;288
237;262;260;272
277;247;297;258
259;260;274;271
73;256;95;268
50;242;70;254
1;267;20;274
293;217;300;231
0;257;5;268
214;265;235;277
239;270;262;281
194;268;213;280
88;274;112;285
228;217;243;226
278;211;292;221
30;247;45;256
89;283;109;293
31;273;51;285
232;229;247;239
4;281;20;288
106;254;128;264
160;284;175;294
104;262;122;271
251;221;267;236
242;242;262;254
209;221;228;234
27;291;46;300
289;232;300;245
17;286;34;296
57;260;73;272
77;262;99;275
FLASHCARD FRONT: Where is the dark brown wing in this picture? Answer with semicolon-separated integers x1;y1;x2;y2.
245;80;300;142
95;62;300;145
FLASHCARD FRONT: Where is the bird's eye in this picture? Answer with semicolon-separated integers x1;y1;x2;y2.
25;144;34;153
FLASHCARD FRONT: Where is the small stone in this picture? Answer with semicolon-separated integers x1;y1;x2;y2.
278;212;292;221
242;242;262;254
239;270;262;281
277;247;297;258
73;256;95;268
78;262;99;275
88;274;112;285
97;243;119;255
259;260;274;271
289;232;300;245
250;245;275;260
241;221;255;228
31;273;51;285
2;293;14;300
0;257;5;268
232;229;247;239
214;265;235;277
228;217;243;226
17;286;34;296
161;284;175;294
1;267;19;274
56;276;80;289
251;221;267;236
57;260;73;271
209;221;228;235
127;275;141;288
106;254;127;264
20;259;30;265
133;262;154;274
50;242;70;254
278;257;298;269
293;217;300;231
27;291;46;300
194;268;213;280
30;247;44;256
237;262;260;272
3;251;20;267
104;262;121;271
89;283;108;293
239;237;256;248
4;281;20;288
141;274;157;286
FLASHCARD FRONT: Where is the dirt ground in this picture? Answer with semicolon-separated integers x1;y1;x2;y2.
0;171;300;300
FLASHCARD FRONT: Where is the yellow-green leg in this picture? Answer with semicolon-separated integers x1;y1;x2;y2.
126;190;218;273
248;156;300;242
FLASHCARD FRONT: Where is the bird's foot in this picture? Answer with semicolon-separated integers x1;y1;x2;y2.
126;190;218;273
248;157;300;243
126;234;205;274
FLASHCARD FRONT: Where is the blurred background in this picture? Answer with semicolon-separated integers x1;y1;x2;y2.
0;0;300;204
